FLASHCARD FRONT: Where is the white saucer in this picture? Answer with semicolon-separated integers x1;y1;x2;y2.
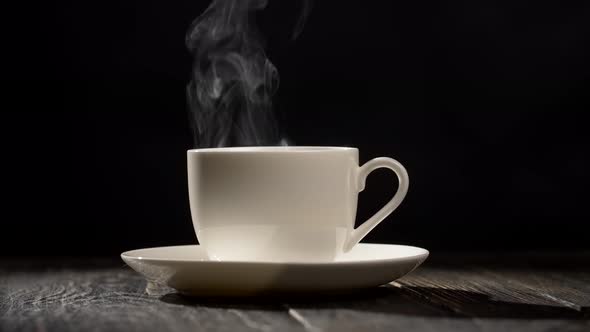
121;244;429;296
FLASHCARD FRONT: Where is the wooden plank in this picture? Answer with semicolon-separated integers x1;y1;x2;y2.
284;283;590;332
1;256;589;332
0;268;305;332
284;285;481;332
395;266;589;319
478;269;590;310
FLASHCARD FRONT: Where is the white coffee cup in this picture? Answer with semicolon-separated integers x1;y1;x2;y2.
187;146;409;262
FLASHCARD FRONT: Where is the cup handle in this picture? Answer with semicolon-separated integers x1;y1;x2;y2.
344;157;410;252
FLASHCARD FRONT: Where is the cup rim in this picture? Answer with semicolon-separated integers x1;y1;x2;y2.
187;146;358;153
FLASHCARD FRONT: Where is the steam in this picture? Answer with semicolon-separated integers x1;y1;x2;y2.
186;0;312;148
292;0;313;40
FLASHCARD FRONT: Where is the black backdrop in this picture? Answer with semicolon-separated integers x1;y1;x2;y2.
4;1;589;256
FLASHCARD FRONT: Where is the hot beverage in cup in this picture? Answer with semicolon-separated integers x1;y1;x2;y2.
187;147;409;262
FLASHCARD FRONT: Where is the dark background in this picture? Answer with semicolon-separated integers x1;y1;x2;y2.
4;0;589;256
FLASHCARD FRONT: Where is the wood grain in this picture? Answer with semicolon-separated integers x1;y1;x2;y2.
1;255;589;332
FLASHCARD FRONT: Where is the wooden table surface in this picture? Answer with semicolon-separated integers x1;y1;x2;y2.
1;252;589;332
